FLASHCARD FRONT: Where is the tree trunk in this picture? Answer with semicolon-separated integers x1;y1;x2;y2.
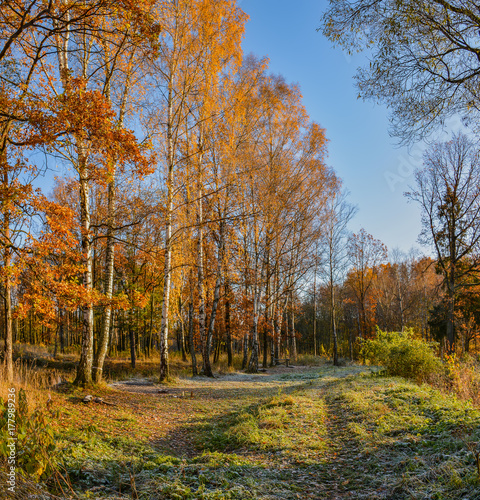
93;174;116;383
129;313;136;369
148;293;155;357
273;306;282;366
263;252;271;369
159;81;175;382
213;338;221;364
288;292;297;362
59;308;65;355
180;316;187;362
290;303;297;362
197;194;209;375
313;276;317;357
331;268;339;366
74;165;94;386
2;167;13;383
332;287;338;366
188;299;198;376
3;256;13;384
242;332;249;370
446;279;455;353
203;223;225;377
247;284;260;373
225;283;233;368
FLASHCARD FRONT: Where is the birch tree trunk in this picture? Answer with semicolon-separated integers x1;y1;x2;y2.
331;282;338;366
93;174;116;382
188;297;197;376
313;248;318;357
289;291;297;362
159;103;174;381
273;305;282;366
197;182;208;375
270;301;276;367
225;282;233;368
242;332;249;370
74;162;94;385
247;266;260;373
262;255;270;369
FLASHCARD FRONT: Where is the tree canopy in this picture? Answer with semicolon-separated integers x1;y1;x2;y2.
321;0;480;143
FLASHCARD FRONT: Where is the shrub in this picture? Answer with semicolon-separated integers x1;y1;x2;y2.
0;388;59;480
362;328;442;383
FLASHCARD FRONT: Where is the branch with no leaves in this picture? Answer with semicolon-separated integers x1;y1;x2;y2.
82;394;116;406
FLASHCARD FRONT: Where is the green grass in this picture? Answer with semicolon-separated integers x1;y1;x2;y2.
197;391;328;463
328;375;480;498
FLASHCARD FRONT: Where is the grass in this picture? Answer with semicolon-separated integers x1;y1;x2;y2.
197;391;328;463
327;375;480;498
2;352;480;499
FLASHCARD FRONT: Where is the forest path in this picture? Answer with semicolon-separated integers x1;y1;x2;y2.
56;364;480;498
316;383;390;499
105;364;385;499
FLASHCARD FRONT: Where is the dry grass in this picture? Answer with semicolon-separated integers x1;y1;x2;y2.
442;354;480;406
0;359;65;411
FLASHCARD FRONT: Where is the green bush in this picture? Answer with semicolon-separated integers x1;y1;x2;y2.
0;388;59;480
362;328;442;383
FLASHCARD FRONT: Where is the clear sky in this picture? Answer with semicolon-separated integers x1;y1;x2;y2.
238;0;428;256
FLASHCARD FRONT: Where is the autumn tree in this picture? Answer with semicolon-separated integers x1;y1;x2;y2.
235;73;333;372
149;0;247;381
346;229;387;343
320;189;356;365
89;2;158;383
0;0;117;382
30;0;156;385
321;0;480;143
186;0;246;378
406;133;480;351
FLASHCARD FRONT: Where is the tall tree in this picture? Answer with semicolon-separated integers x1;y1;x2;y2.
151;0;247;381
406;133;480;351
0;0;107;382
41;0;154;384
321;189;356;365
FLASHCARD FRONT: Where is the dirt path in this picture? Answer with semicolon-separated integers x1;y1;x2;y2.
318;388;381;499
105;364;380;499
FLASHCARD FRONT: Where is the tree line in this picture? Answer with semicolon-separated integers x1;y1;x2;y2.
0;0;337;385
2;0;480;386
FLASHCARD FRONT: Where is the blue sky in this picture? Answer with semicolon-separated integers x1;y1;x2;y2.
239;0;427;256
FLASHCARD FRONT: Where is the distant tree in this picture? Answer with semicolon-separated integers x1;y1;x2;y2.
321;0;480;143
321;189;356;365
406;133;480;352
374;252;442;335
346;229;387;341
